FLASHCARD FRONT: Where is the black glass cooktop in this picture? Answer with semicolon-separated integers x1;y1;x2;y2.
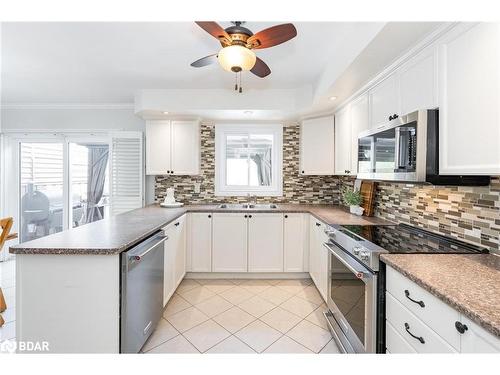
340;224;489;254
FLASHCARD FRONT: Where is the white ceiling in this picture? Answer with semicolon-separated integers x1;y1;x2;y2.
1;21;443;120
1;22;382;103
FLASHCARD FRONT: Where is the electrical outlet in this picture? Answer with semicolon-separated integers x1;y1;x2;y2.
194;183;201;194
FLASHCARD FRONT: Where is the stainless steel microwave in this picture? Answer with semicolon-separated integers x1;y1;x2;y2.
356;109;490;186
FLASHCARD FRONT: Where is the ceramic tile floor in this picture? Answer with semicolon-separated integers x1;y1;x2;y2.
0;258;16;343
143;278;341;354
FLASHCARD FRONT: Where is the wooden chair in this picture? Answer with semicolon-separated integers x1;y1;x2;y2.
1;217;18;326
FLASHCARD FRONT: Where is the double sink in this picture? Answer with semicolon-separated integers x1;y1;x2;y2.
217;203;279;210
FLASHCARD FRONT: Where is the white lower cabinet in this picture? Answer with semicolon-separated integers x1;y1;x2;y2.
386;263;461;349
187;212;212;272
386;292;457;353
386;320;417;353
212;213;248;272
248;213;284;272
283;213;308;272
386;265;500;353
459;315;500;353
163;214;186;306
309;217;328;302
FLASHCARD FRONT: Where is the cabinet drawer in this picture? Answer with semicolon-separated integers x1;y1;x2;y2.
386;292;457;353
386;266;461;350
386;320;416;353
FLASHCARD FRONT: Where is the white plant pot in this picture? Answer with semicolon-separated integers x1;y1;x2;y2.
350;205;365;216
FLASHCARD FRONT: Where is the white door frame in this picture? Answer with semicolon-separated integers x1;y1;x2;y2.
2;131;109;241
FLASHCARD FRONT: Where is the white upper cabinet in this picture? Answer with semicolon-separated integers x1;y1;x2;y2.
300;116;335;175
398;48;437;114
334;106;353;175
171;121;201;175
350;93;369;174
248;213;283;272
369;74;400;129
437;22;500;175
146;121;171;175
146;120;200;175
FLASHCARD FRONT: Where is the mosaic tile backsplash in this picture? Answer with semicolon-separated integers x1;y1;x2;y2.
155;123;500;254
155;123;341;204
373;178;500;254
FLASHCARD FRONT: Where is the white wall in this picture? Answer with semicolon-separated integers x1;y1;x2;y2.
1;107;144;131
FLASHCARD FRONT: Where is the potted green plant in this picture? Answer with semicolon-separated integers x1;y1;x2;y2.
342;187;364;216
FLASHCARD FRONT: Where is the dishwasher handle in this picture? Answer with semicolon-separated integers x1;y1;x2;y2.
128;234;169;262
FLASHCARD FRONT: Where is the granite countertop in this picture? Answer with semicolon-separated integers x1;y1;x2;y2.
10;204;391;255
381;253;500;338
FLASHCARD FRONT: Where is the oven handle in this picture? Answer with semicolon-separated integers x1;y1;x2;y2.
323;242;373;281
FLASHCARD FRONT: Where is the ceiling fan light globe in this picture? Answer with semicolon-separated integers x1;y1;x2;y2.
217;45;256;72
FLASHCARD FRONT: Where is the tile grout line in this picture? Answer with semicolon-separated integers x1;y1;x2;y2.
152;278;332;354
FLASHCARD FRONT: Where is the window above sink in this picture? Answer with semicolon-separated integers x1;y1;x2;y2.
215;124;283;197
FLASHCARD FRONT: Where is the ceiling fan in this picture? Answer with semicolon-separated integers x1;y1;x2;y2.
190;21;297;92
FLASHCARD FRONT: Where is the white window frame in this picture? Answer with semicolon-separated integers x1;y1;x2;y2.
215;124;283;197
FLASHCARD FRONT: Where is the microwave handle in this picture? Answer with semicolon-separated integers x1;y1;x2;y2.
323;243;371;281
394;126;401;169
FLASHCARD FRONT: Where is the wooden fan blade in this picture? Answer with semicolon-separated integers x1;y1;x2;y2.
190;54;218;67
250;57;271;78
195;21;231;45
247;23;297;49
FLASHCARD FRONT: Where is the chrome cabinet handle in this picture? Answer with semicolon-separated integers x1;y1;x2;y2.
404;323;425;344
455;321;468;334
405;289;425;308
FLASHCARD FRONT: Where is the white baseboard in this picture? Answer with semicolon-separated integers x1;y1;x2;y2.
185;272;311;280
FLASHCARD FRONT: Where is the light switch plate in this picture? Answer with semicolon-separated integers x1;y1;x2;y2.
194;183;201;194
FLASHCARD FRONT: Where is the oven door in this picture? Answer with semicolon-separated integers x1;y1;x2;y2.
323;242;377;353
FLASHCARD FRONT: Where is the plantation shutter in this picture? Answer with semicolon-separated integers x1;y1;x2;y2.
109;132;144;216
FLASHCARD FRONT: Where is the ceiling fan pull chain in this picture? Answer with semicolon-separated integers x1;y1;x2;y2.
239;72;243;93
234;73;238;91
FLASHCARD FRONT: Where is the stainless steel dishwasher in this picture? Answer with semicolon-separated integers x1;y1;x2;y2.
121;231;168;353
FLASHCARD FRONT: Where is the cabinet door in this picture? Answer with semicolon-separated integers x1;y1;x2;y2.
459;315;500;353
334;106;352;175
248;213;283;272
369;74;399;129
438;23;500;175
171;121;200;175
317;226;329;302
188;213;212;272
212;213;248;272
350;93;369;174
284;213;307;272
398;48;437;115
146;121;171;175
300;116;335;175
163;226;176;306
173;215;186;286
308;217;320;285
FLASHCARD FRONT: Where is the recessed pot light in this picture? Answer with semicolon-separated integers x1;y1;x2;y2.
329;96;337;101
162;111;169;115
244;110;253;115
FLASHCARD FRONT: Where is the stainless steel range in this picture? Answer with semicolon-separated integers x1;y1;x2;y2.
322;223;488;354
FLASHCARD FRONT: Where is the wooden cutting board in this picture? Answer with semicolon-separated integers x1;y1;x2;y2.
360;181;377;216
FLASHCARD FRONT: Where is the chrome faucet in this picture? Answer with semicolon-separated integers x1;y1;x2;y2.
246;193;256;207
